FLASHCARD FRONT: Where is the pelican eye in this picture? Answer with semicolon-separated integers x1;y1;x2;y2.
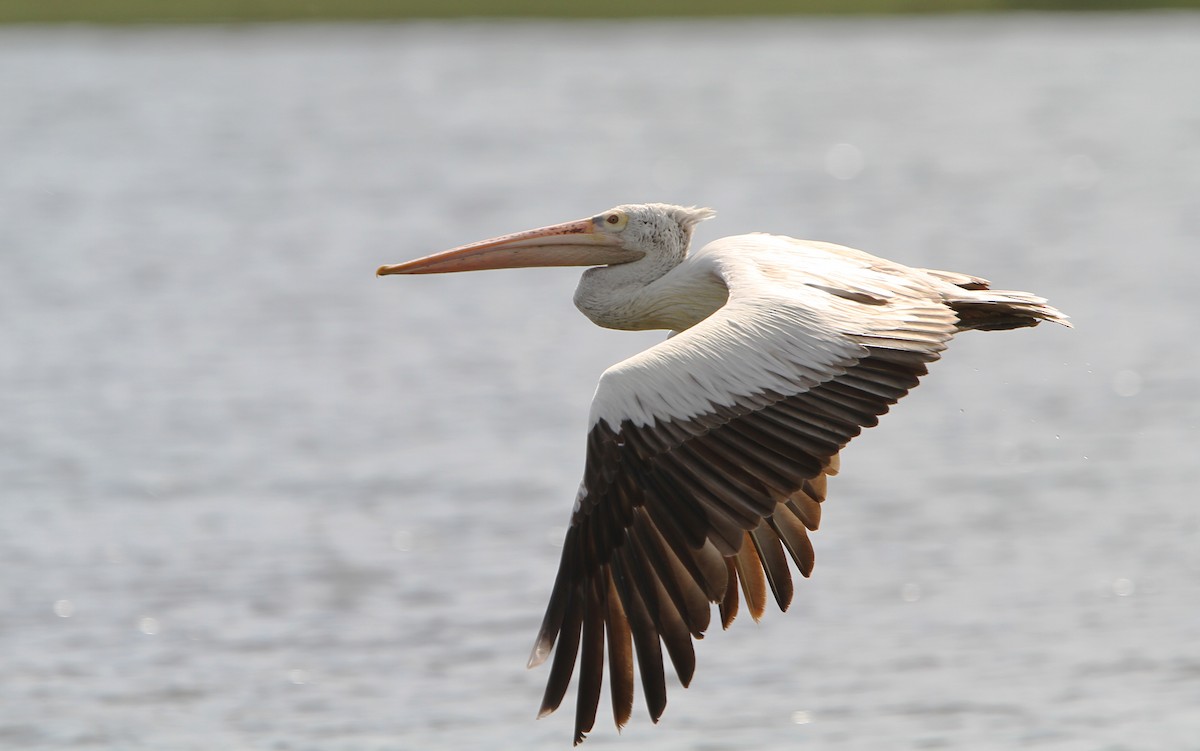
598;211;628;231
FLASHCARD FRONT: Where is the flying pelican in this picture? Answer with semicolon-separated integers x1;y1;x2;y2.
377;203;1069;744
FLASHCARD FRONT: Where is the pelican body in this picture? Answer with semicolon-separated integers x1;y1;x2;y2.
378;203;1069;744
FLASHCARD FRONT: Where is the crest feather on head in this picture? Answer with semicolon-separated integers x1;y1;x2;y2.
653;203;716;231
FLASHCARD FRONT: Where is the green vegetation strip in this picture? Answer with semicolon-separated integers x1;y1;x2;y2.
2;0;1198;23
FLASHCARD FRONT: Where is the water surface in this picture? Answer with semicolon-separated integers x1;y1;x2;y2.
2;15;1198;750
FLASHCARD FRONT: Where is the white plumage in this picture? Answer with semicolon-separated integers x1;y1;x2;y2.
587;232;955;430
378;203;1069;745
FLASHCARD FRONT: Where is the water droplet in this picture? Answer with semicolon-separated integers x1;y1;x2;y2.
53;600;74;618
825;143;863;180
288;669;308;685
791;710;813;724
900;582;922;602
1112;578;1135;597
138;617;159;635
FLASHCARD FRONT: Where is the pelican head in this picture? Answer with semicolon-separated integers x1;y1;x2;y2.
376;203;715;277
594;203;716;265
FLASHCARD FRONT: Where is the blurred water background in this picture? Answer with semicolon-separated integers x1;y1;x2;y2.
2;14;1199;751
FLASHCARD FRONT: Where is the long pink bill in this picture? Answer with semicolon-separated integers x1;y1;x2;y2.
377;217;643;276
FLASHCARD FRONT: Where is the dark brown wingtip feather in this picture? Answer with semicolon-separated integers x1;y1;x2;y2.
529;530;577;670
623;527;697;692
538;586;583;719
649;572;696;688
630;515;707;639
604;575;634;730
770;505;817;578
612;551;668;722
719;557;739;629
733;533;769;622
573;581;605;746
642;518;713;638
750;523;795;612
641;490;727;604
786;488;823;531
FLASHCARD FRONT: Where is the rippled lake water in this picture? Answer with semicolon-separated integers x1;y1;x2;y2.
2;14;1199;750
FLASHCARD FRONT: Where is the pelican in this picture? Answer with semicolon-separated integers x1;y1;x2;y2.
378;203;1069;744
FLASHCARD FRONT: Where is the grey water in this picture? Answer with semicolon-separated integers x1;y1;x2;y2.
2;14;1199;750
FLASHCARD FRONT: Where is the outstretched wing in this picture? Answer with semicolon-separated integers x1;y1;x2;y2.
530;243;960;744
